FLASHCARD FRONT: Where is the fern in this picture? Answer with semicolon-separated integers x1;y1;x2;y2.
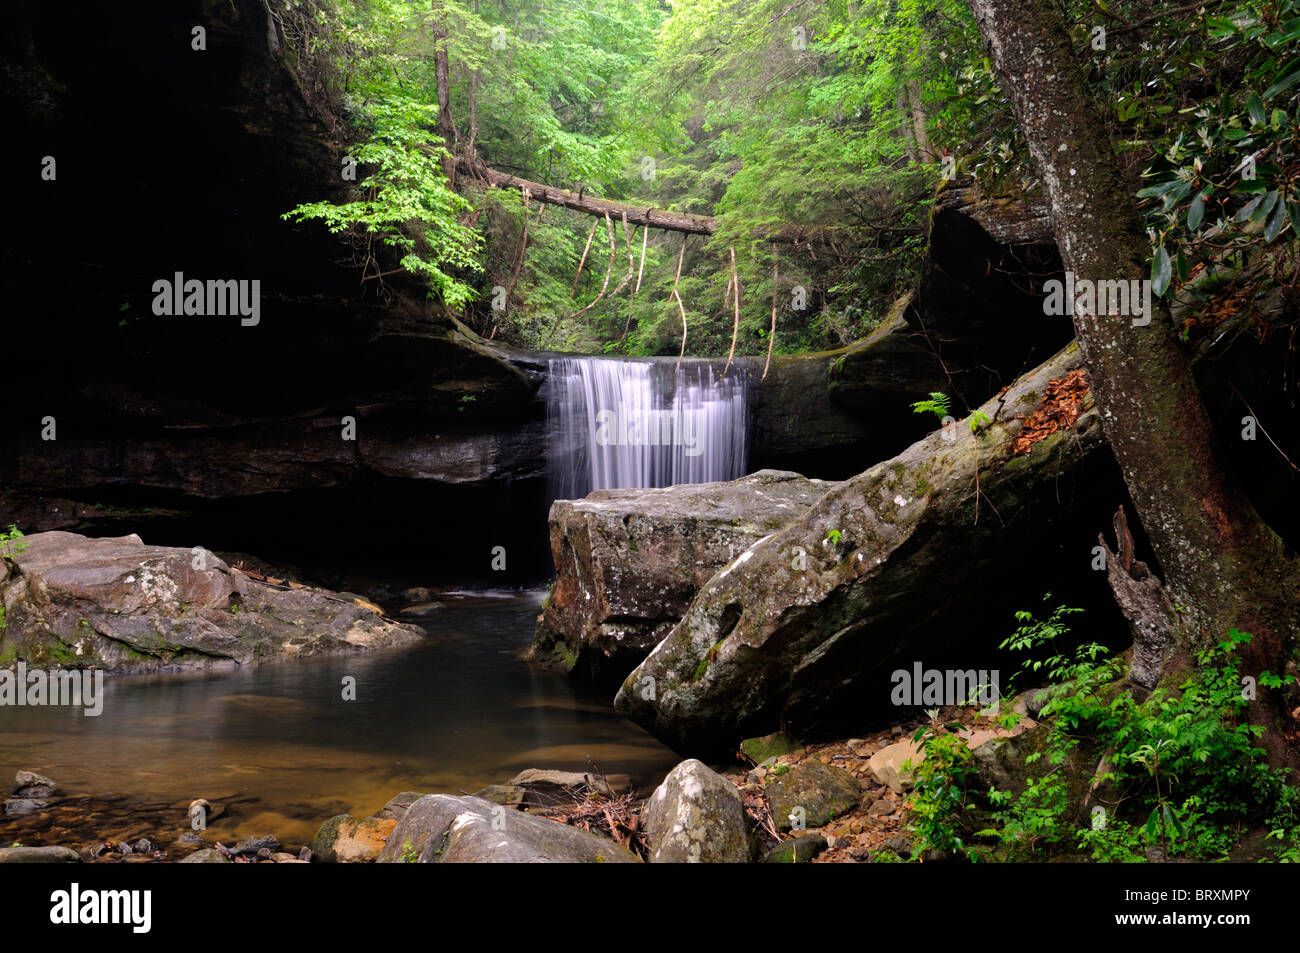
911;392;951;422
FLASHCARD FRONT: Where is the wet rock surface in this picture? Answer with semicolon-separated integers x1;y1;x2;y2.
0;531;424;672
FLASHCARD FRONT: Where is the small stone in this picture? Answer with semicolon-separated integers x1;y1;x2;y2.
179;848;230;864
868;740;925;794
867;795;897;816
133;838;154;853
232;834;280;856
11;771;61;798
762;834;828;863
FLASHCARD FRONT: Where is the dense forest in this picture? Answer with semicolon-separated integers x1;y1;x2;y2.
278;0;1299;359
2;0;1300;894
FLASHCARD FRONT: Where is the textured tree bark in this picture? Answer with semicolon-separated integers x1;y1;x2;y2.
433;25;457;182
967;0;1299;765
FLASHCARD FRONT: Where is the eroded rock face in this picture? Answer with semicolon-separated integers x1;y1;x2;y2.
615;343;1114;754
376;794;640;863
641;759;753;863
0;532;423;672
533;471;840;682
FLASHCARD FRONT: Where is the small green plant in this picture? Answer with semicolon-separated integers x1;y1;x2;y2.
824;529;843;546
399;839;419;863
0;525;28;561
907;597;1299;863
910;392;951;423
906;708;981;860
966;410;990;433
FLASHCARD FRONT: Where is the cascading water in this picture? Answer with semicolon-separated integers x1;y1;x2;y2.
546;357;750;501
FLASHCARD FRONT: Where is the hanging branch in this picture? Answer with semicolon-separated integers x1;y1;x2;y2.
722;246;740;379
763;254;778;380
571;218;599;298
616;211;636;340
548;211;616;344
634;225;649;296
671;289;689;372
671;234;688;371
503;186;531;306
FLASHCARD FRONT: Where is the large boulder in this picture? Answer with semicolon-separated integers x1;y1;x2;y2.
533;470;839;682
0;532;424;672
376;794;640;863
641;759;753;863
615;342;1118;753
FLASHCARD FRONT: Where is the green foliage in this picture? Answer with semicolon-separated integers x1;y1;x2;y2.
284;99;482;306
911;392;951;422
906;710;980;860
0;525;27;561
1122;0;1300;312
907;598;1299;862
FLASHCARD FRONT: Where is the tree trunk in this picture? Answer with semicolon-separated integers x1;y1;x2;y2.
433;24;457;182
966;0;1300;766
906;80;931;162
455;158;835;244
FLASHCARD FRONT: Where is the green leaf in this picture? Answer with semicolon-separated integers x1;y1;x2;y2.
1187;190;1207;230
1247;92;1267;125
1263;66;1300;100
1136;180;1181;198
1234;193;1267;222
1253;190;1281;223
1265;196;1289;241
1144;808;1160;839
1151;246;1172;297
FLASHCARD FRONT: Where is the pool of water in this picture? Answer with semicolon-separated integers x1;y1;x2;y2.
0;591;678;848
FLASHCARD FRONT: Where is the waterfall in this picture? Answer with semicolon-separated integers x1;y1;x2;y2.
546;357;750;501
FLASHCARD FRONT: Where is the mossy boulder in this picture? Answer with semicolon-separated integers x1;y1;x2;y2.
616;343;1116;754
740;732;801;765
765;762;862;830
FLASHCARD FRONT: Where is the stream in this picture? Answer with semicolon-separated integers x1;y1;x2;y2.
0;591;677;849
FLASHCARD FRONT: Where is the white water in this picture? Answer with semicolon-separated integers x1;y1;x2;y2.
546;358;749;500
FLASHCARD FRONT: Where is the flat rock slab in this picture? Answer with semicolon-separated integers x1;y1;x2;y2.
534;470;839;682
1;532;424;672
377;794;640;863
0;846;81;863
